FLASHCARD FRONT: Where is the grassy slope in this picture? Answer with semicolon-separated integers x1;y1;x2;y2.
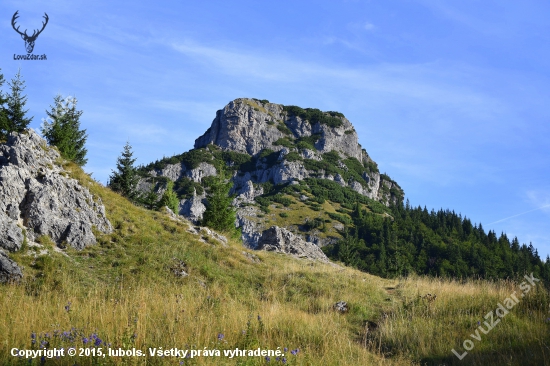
1;163;549;365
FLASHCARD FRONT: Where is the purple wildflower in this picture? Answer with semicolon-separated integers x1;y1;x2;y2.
94;337;102;347
217;333;224;341
82;337;88;345
282;357;287;364
64;302;71;312
284;347;288;352
265;356;271;362
291;349;299;355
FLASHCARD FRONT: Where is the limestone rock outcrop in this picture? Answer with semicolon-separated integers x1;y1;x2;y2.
0;130;113;282
194;99;364;161
257;226;330;263
179;194;207;224
148;162;217;184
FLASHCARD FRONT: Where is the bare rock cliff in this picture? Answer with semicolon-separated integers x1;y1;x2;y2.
194;98;364;162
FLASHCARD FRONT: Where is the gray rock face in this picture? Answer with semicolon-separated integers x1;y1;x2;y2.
149;162;216;184
150;163;185;182
233;180;264;204
0;130;112;254
186;162;217;183
179;194;206;223
0;251;23;283
236;206;263;249
301;149;320;160
0;215;24;252
194;98;365;161
257;226;330;263
272;161;310;185
195;100;287;156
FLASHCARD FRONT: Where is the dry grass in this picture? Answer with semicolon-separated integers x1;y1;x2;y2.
372;275;550;365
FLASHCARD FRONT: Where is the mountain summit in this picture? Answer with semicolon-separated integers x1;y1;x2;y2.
140;98;403;248
193;98;401;203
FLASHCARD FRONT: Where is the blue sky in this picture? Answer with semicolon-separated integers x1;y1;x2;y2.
1;0;549;258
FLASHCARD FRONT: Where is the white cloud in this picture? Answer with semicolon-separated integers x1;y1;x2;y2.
363;22;375;31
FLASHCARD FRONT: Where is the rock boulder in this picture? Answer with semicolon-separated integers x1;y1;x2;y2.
0;251;23;283
257;226;330;263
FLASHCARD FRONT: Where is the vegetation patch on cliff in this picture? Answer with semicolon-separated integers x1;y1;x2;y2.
282;105;344;128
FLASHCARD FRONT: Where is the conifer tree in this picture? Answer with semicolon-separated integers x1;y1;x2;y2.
202;168;238;235
41;95;88;166
337;231;360;268
159;180;179;213
142;179;160;210
4;68;32;134
108;142;140;201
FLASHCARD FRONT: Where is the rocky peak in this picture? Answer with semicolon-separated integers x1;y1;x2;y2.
138;98;404;250
194;98;365;162
191;98;402;203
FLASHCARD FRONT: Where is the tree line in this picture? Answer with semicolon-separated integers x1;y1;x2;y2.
323;199;550;284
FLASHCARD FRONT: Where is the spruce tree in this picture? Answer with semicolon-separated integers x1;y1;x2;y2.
142;179;160;210
159;180;180;213
4;68;32;134
202;168;237;235
337;232;360;268
108;142;140;201
41;95;88;166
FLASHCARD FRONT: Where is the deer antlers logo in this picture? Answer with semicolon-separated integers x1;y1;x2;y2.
11;11;49;54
